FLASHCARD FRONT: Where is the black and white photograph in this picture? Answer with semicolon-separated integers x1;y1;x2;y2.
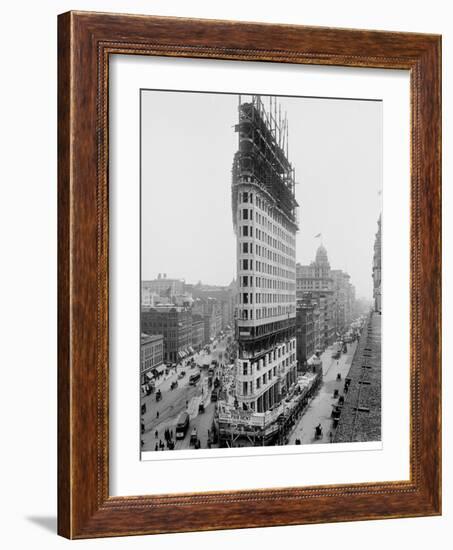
139;90;382;454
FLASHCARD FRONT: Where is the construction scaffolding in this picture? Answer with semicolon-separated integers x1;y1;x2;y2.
232;95;299;231
215;372;321;448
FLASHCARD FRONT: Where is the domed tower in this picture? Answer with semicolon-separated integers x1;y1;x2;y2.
314;244;331;278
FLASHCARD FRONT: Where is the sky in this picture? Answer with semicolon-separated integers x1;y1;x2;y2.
141;90;382;299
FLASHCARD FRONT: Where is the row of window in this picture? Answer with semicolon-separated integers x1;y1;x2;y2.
241;341;295;372
240;292;294;305
142;328;190;339
240;191;296;241
239;258;294;280
242;367;276;395
297;281;331;289
241;241;295;268
239;224;295;257
141;354;164;372
242;207;293;243
238;305;295;320
240;358;297;396
241;275;295;292
142;343;163;358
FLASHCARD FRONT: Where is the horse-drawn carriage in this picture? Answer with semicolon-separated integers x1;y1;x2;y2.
314;424;323;440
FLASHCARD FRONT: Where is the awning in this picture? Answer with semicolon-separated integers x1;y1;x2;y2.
307;354;322;365
145;371;154;380
178;351;184;359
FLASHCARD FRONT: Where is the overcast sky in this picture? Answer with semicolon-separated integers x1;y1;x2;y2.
141;90;382;299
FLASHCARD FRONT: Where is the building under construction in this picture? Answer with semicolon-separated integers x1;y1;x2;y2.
227;95;299;438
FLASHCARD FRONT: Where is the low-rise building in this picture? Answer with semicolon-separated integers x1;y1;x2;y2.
142;273;184;301
141;305;192;363
140;333;164;384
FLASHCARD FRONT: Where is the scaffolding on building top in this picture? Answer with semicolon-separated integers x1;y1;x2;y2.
232;94;299;229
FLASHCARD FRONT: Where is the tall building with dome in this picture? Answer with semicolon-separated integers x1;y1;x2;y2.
296;244;335;349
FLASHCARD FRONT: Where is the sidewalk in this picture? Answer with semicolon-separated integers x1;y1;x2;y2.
288;341;358;445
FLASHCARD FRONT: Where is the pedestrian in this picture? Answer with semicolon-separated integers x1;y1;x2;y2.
155;429;158;438
155;443;158;451
156;410;159;418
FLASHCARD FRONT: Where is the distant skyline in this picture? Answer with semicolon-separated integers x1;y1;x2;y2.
141;90;382;299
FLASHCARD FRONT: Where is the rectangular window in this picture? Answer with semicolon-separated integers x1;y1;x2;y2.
242;208;248;220
243;225;248;237
242;276;248;287
243;363;248;376
243;382;248;396
243;192;248;202
243;242;248;253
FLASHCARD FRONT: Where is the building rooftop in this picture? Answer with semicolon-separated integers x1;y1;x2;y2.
141;333;164;345
315;243;329;265
334;312;381;443
141;305;188;313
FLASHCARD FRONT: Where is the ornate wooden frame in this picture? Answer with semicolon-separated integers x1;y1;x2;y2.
58;11;441;539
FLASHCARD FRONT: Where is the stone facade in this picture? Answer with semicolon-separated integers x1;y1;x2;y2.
296;245;335;349
140;333;164;383
141;305;192;363
232;96;298;413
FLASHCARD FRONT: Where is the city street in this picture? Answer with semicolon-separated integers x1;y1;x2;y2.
288;340;358;445
141;331;233;451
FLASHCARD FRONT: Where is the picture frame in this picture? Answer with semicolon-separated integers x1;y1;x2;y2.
58;10;441;539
